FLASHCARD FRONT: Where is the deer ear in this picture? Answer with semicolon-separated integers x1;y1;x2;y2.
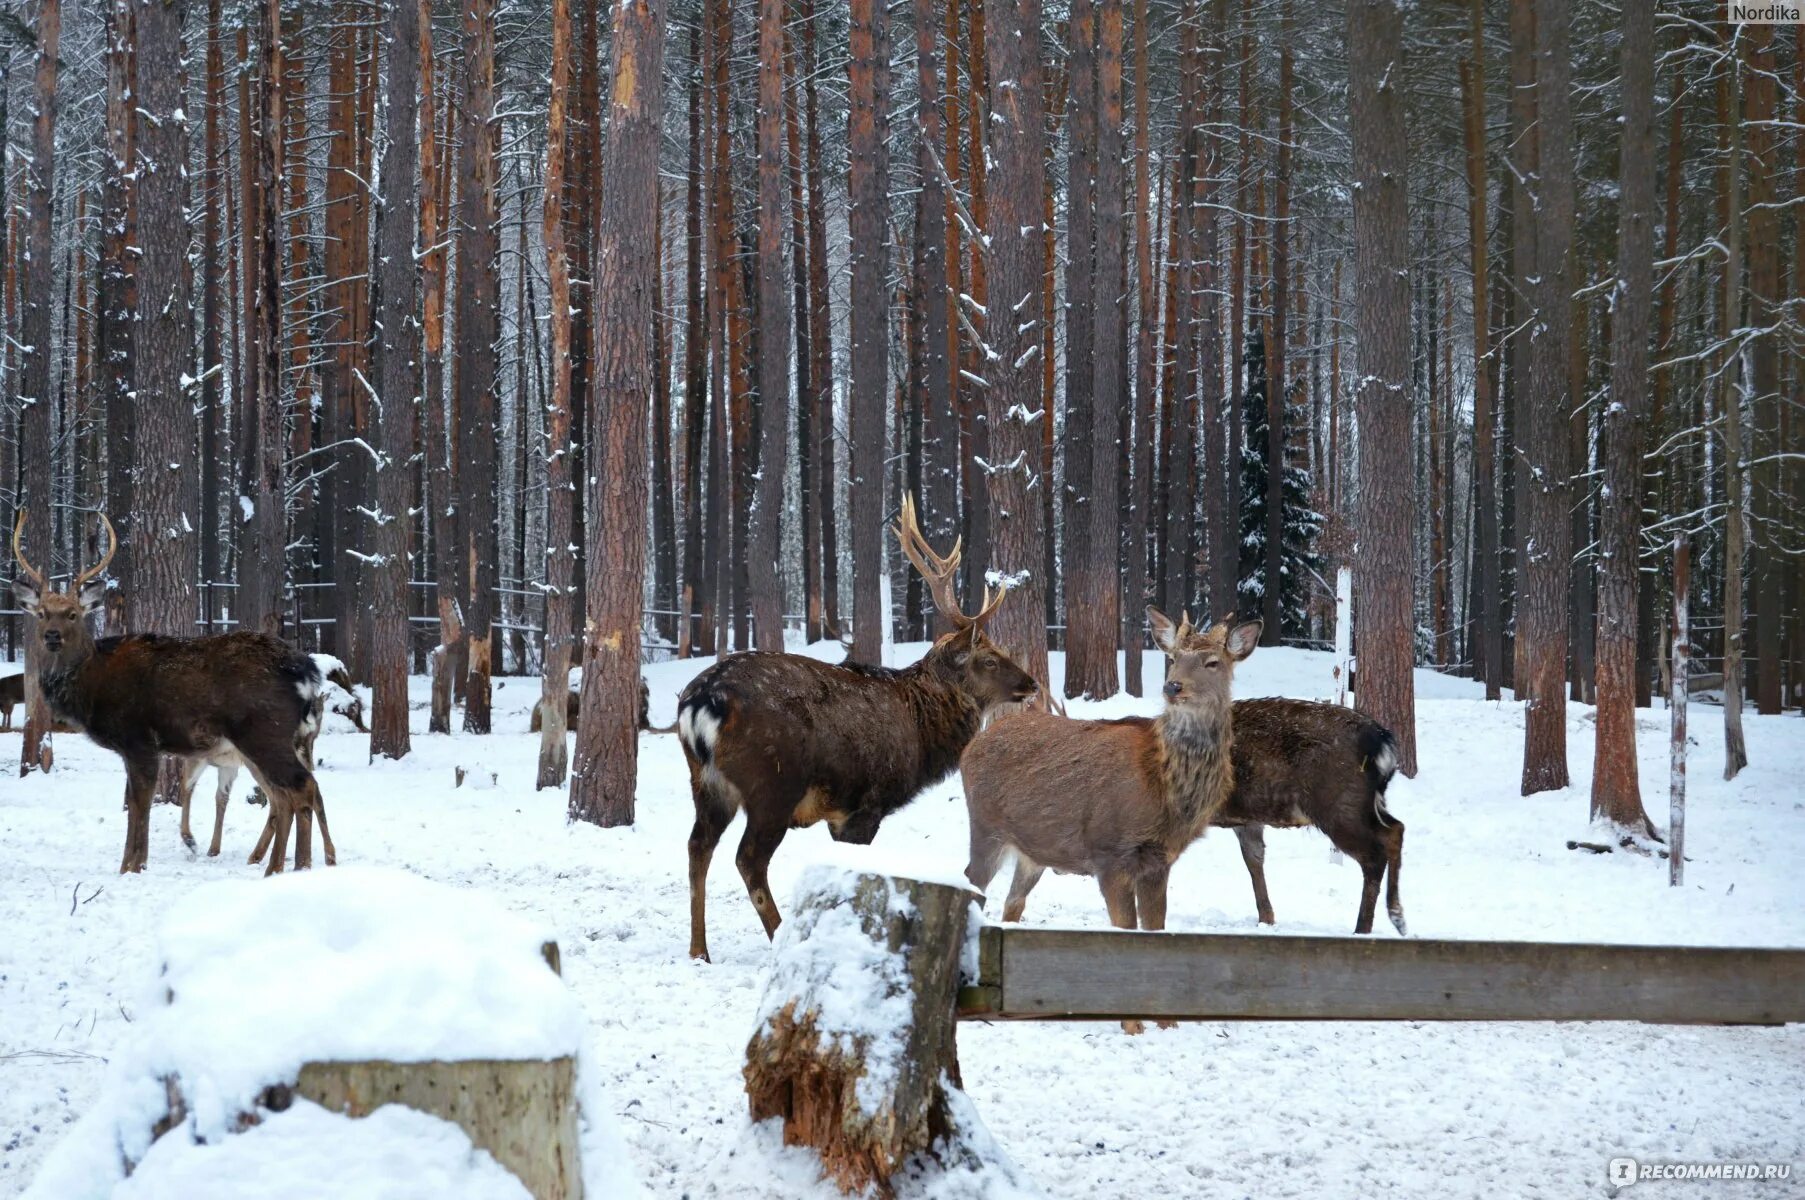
11;578;40;613
79;578;108;614
1146;606;1179;653
1226;620;1263;660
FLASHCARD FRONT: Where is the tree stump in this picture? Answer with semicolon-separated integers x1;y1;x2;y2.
744;867;994;1197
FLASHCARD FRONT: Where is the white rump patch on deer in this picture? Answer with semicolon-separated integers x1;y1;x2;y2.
677;703;720;760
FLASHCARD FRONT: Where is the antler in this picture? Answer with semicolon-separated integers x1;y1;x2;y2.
74;514;118;592
894;494;964;623
12;509;46;594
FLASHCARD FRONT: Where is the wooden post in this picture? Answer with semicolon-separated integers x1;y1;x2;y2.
1671;533;1689;888
744;867;1008;1197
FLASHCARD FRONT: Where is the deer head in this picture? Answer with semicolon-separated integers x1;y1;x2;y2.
894;495;1038;708
13;510;115;673
1148;606;1261;721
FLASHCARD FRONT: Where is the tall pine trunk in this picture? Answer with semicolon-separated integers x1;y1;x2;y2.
1589;0;1655;836
847;0;890;662
370;0;420;760
1346;0;1417;776
749;0;791;651
980;0;1052;695
569;0;667;827
538;0;576;786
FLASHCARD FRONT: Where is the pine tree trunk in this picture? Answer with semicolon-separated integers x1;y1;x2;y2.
1719;47;1748;780
237;0;284;643
99;0;135;641
421;12;459;733
1264;1;1292;643
371;0;420;761
200;0;224;635
847;0;890;663
133;0;197;639
568;0;666;827
749;0;791;652
680;24;707;656
1345;0;1417;777
1124;0;1154;696
17;0;60;777
1638;59;1684;711
914;0;956;609
1589;0;1656;836
979;0;1051;695
804;0;837;639
1459;30;1499;702
1061;0;1098;695
1084;0;1123;696
538;0;576;786
457;0;500;732
1518;0;1573;794
1743;24;1781;717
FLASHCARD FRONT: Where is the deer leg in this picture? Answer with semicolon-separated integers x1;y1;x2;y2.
308;779;336;867
1099;870;1145;1034
208;766;236;857
1235;825;1276;925
1381;820;1406;936
1000;855;1045;923
176;758;206;854
120;758;158;874
248;811;277;866
686;773;735;962
734;811;790;941
293;800;315;871
1353;852;1385;935
1133;868;1179;1029
243;762;296;875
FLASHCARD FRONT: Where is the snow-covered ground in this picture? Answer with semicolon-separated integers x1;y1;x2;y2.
3;644;1802;1198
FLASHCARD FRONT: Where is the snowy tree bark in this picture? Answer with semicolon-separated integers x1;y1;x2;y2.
569;0;666;828
847;0;889;663
1345;0;1417;776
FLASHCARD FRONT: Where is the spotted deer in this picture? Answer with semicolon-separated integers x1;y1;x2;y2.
677;496;1039;961
12;511;335;875
965;609;1406;938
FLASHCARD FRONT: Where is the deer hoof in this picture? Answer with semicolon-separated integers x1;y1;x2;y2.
1120;1019;1146;1036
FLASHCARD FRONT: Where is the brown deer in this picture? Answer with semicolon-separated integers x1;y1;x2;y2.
12;511;335;875
0;671;20;731
678;496;1039;961
177;655;362;859
966;609;1407;938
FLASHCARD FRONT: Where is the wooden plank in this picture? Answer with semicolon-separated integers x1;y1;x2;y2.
956;926;1805;1025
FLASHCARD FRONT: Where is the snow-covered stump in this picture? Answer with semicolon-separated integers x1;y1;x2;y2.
743;860;1009;1197
25;869;638;1200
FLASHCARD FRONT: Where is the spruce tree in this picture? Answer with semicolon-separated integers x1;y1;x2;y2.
1237;333;1324;638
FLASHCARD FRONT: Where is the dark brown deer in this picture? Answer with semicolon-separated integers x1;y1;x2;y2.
12;511;335;875
0;671;20;731
967;609;1406;938
678;496;1039;961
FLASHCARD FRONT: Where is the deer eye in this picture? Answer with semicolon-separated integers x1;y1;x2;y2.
1206;659;1221;669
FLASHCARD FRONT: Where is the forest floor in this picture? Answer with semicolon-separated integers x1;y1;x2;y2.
2;644;1802;1198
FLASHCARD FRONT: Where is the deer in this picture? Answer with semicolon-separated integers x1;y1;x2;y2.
0;671;20;731
965;608;1406;941
11;511;335;875
677;495;1040;961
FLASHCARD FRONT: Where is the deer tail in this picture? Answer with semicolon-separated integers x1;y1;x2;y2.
1358;724;1402;825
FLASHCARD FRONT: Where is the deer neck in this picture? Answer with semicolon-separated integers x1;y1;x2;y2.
1154;701;1235;840
36;642;98;726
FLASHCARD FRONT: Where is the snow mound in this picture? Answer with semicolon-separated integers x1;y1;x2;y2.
791;840;983;896
115;1100;533;1200
23;867;626;1200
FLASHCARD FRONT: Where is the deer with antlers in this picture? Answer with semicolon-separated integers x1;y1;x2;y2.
11;511;335;875
677;496;1039;961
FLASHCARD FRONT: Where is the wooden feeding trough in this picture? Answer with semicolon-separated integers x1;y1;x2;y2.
746;867;1805;1197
